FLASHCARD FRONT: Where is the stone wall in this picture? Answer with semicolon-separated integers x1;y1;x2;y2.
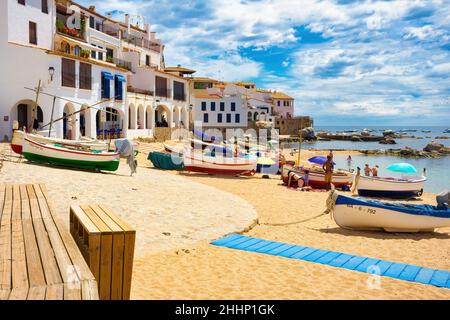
275;116;314;136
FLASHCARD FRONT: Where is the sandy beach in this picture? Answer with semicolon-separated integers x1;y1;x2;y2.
1;142;449;300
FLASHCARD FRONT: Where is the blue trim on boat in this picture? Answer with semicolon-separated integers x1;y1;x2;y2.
211;234;450;289
358;189;419;199
336;195;450;218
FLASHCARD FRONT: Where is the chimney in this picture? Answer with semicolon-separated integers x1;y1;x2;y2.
89;5;96;12
124;14;130;34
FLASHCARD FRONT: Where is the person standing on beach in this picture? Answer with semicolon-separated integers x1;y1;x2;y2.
322;155;334;190
364;164;371;176
346;155;352;171
329;150;334;160
372;165;379;177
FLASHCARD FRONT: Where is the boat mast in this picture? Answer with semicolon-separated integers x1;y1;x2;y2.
32;80;42;132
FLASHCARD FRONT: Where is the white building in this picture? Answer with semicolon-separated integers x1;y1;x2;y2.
0;0;192;142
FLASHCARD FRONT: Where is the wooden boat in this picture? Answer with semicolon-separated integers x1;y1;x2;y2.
281;164;353;188
353;174;426;199
22;137;120;171
148;151;184;171
11;130;109;154
183;149;257;176
164;140;187;155
327;191;450;232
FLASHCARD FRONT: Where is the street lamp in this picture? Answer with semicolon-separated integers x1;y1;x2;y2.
48;67;55;82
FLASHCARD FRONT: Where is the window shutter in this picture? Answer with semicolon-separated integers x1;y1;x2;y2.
29;21;37;45
62;58;75;88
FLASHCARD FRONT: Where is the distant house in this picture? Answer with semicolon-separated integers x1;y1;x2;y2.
272;91;294;119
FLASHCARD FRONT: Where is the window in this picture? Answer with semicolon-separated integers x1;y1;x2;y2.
106;48;114;60
29;21;37;45
277;101;281;107
203;113;209;123
74;45;81;56
79;63;92;90
173;81;185;101
97;47;103;61
96;22;102;32
155;76;168;97
231;102;236;112
217;114;223;123
41;0;48;14
18;0;25;5
220;102;225;111
64;43;70;54
115;75;126;101
226;114;231;123
201;102;207;111
91;49;96;59
61;58;76;88
211;102;216;111
146;55;150;66
235;114;240;123
89;17;95;29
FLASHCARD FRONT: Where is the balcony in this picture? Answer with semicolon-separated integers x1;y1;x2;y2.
56;4;86;41
122;33;161;53
127;86;154;96
173;93;187;102
111;57;132;72
155;88;172;98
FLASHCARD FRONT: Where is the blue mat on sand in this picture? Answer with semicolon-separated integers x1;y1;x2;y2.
211;234;450;289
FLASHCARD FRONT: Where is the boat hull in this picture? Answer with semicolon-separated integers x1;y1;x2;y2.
282;165;352;188
23;138;119;171
331;193;450;232
354;175;426;199
184;152;257;176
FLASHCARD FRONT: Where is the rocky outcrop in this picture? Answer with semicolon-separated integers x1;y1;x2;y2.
351;135;362;142
423;142;445;152
435;136;450;140
301;127;317;141
379;138;396;145
383;130;395;137
359;144;449;158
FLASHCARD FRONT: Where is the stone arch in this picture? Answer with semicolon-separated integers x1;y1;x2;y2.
128;103;137;129
137;104;145;129
96;107;125;139
146;105;154;130
10;99;45;133
173;106;182;128
155;104;172;128
253;112;259;121
79;105;91;137
63;102;76;140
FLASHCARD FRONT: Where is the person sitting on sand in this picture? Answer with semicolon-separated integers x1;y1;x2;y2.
322;156;334;190
372;165;379;177
364;164;371;176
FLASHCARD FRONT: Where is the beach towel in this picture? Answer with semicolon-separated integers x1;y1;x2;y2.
115;139;137;176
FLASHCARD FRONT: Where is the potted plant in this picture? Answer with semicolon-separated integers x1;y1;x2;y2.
80;49;90;58
106;56;114;63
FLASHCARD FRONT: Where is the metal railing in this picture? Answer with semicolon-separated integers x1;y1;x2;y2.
113;58;132;71
122;33;161;53
173;93;187;101
155;88;171;98
102;24;120;39
127;86;154;96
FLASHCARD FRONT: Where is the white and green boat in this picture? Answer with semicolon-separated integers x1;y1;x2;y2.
22;137;120;172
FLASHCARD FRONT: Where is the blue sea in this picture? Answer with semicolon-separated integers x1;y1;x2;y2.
291;126;450;194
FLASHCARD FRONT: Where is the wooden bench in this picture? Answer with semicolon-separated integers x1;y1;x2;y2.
69;204;135;300
0;184;99;300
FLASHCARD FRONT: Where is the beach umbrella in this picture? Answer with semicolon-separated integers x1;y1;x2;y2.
308;156;336;165
386;163;417;174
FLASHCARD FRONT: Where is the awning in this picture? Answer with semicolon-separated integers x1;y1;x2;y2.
102;72;114;80
115;75;127;82
56;34;106;52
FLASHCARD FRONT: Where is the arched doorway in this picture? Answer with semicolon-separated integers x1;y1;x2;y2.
155;105;171;128
128;104;137;129
96;107;124;139
11;100;44;133
79;106;88;137
137;105;145;129
253;112;259;121
247;111;252;121
63;103;76;140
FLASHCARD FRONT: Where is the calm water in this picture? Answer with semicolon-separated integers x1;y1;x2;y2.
283;126;449;194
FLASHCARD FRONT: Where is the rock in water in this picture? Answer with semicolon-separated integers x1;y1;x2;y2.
351;135;362;141
379;138;397;145
301;127;317;140
424;142;444;152
383;130;395;137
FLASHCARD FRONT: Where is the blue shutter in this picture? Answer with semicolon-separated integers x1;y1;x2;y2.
101;72;114;99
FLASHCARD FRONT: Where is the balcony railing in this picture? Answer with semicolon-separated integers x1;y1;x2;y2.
127;86;154;96
102;24;120;39
122;33;161;53
155;88;171;98
113;58;132;71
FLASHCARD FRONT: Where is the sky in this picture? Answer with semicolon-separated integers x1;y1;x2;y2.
78;0;450;126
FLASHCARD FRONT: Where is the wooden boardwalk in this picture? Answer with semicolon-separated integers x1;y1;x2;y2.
0;183;98;300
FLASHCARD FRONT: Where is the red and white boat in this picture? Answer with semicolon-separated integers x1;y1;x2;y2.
281;164;353;188
11;130;108;154
183;149;257;176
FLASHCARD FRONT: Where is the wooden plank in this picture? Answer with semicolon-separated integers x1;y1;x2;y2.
11;185;28;290
110;233;124;300
32;184;52;220
99;234;113;300
0;289;10;300
88;235;101;283
8;287;28;300
63;282;82;300
0;184;12;291
81;279;99;300
80;205;112;234
39;185;96;283
19;185;31;220
99;204;135;233
90;205;123;233
45;284;64;300
0;184;5;222
70;206;101;234
122;233;136;300
26;184;62;286
27;286;47;300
